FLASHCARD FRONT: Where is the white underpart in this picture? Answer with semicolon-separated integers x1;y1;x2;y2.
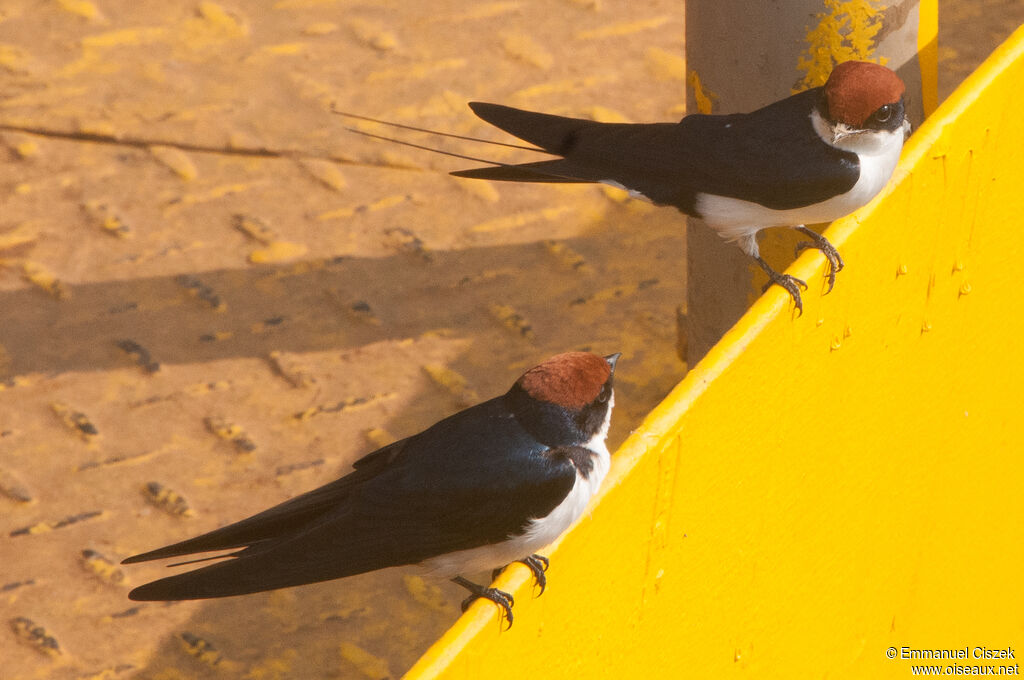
419;392;614;579
696;108;907;258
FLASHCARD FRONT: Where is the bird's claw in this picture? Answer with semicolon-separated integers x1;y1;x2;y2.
460;588;515;629
761;273;807;314
489;557;548;598
520;554;549;595
794;226;845;294
453;576;515;629
756;255;807;315
491;554;550;595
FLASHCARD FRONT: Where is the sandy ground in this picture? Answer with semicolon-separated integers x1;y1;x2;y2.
1;1;1020;679
1;2;686;679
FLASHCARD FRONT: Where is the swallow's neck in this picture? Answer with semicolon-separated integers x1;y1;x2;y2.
811;108;907;157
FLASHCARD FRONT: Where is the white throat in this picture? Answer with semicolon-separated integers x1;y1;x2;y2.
810;108;909;156
418;391;614;579
696;109;907;258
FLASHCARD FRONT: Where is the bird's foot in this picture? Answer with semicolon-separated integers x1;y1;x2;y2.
452;576;515;629
490;554;550;597
756;256;807;315
520;554;549;595
794;225;845;293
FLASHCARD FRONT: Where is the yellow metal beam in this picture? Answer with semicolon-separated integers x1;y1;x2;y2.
407;24;1024;679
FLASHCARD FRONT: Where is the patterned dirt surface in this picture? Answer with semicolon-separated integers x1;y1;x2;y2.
1;2;685;679
1;1;1020;679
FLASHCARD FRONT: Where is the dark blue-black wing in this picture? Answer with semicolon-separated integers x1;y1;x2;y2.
125;398;578;600
452;90;859;212
121;439;410;565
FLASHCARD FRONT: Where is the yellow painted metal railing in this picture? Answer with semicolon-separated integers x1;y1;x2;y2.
407;25;1024;679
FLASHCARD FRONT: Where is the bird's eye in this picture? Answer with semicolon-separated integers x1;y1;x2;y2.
597;385;611;403
873;105;893;123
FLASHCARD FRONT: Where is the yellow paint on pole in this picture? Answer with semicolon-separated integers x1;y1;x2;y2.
797;0;887;91
686;70;716;114
407;25;1024;680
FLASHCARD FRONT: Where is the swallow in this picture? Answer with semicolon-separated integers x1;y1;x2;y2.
123;351;619;628
336;61;910;313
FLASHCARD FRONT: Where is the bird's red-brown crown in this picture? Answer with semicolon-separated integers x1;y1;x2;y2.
824;61;906;127
517;352;611;410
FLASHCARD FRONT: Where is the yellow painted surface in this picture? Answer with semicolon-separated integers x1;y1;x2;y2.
408;25;1024;680
797;0;888;91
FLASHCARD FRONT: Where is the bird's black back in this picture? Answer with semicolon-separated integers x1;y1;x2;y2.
454;88;860;212
125;396;580;600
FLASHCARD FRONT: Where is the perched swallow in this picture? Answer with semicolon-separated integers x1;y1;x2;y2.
337;61;909;312
123;351;619;627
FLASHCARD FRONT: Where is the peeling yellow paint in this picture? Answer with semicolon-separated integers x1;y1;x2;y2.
796;0;886;91
687;70;716;115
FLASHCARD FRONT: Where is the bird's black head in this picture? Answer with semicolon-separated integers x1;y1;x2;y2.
504;352;619;448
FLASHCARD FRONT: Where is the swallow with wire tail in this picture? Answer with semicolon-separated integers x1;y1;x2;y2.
123;351;620;628
337;61;910;313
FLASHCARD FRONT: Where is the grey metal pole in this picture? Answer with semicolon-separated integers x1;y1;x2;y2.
683;0;937;364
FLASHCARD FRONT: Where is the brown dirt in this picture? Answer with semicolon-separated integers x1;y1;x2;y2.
1;2;685;679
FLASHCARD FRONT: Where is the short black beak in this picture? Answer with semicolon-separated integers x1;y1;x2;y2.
603;352;622;373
